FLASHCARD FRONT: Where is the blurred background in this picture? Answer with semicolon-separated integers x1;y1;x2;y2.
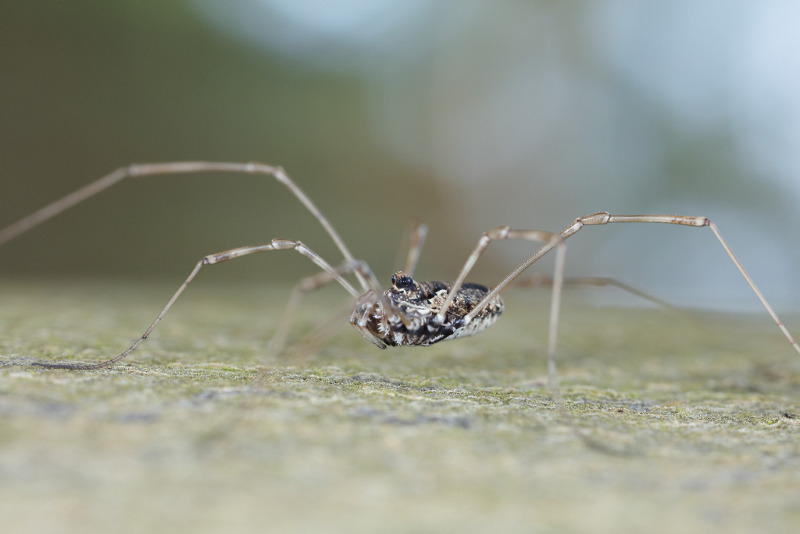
2;0;799;311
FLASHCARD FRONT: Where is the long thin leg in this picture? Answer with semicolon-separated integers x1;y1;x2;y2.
547;243;566;404
459;212;800;356
435;227;563;322
518;271;677;398
433;226;567;372
514;276;677;310
270;270;340;356
269;261;365;355
271;221;429;355
32;239;372;370
403;221;428;276
0;162;369;291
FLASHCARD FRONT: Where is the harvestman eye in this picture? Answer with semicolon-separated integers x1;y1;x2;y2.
1;162;798;391
392;273;414;289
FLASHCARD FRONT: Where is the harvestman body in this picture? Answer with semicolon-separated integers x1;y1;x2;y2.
1;162;799;376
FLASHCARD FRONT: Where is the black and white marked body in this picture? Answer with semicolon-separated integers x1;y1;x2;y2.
351;271;504;348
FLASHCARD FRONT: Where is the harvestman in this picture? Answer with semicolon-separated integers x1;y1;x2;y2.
1;162;799;378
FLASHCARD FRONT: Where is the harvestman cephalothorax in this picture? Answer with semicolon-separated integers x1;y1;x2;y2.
1;162;799;383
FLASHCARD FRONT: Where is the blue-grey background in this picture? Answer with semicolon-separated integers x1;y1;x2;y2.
2;1;798;311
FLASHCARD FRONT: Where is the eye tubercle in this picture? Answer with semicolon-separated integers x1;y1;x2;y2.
391;271;414;289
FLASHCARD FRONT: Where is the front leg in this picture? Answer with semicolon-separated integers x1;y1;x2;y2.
33;239;367;369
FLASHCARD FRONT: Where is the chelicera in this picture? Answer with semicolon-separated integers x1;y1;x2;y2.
1;162;798;373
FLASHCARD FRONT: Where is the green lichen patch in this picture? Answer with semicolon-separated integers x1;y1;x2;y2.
1;279;799;533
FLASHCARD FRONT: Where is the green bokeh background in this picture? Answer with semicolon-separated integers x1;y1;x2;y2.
1;1;444;281
2;1;799;312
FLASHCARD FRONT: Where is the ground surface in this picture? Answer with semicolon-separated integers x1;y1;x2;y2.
1;279;799;533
